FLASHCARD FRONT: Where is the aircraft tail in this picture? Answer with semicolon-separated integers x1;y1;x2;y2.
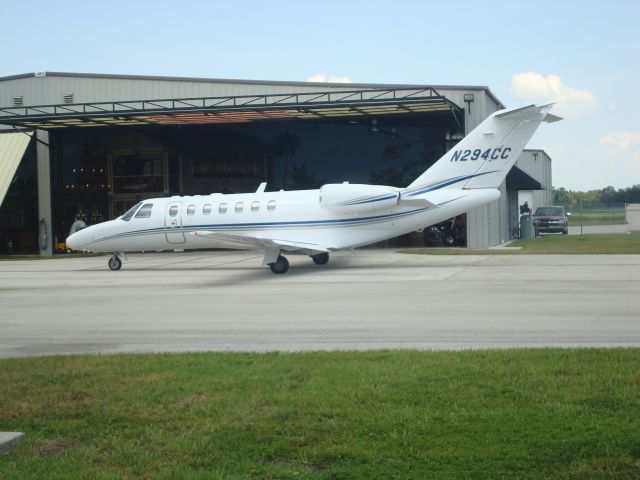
405;104;560;193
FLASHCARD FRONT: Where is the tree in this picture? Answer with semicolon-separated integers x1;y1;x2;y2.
287;163;326;190
553;185;640;208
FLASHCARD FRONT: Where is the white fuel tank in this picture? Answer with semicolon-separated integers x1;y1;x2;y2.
319;183;400;213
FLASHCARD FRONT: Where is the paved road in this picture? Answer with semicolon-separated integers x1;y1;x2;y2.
1;250;639;358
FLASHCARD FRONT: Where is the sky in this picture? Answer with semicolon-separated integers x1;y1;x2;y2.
2;0;639;190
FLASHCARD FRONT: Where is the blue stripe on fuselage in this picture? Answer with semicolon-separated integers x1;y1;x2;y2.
94;205;432;244
93;171;492;245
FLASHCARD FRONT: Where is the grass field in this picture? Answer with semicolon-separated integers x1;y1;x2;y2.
402;232;640;255
510;232;640;254
1;350;639;479
568;210;626;226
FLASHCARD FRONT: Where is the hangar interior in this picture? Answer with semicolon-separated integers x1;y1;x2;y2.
0;72;552;255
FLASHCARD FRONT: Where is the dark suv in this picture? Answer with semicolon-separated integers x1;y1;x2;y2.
534;206;569;235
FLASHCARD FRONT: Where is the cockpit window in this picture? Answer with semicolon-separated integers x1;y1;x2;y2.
120;202;143;221
134;203;153;218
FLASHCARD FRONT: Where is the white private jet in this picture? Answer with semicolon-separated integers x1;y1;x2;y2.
66;104;559;273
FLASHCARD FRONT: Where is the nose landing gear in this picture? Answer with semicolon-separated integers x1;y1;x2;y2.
108;253;123;271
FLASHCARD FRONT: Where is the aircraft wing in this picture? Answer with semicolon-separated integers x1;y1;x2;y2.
191;230;331;256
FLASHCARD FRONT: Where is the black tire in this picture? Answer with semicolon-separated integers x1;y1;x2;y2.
563;229;568;235
311;252;329;265
269;255;289;274
443;231;456;246
108;256;122;271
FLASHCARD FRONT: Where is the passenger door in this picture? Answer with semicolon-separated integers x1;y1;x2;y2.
165;201;186;244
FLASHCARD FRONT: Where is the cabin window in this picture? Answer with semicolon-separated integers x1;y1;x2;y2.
251;201;260;212
169;205;178;217
134;203;153;218
120;201;143;221
186;204;196;216
203;203;212;215
219;203;228;214
267;200;276;212
235;202;244;213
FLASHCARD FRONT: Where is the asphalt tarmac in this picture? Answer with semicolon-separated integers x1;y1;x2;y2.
1;250;639;358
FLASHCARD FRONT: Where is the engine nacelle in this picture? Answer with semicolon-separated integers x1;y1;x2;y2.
319;183;400;213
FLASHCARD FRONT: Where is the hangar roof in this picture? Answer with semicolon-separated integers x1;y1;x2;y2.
0;72;504;131
506;166;544;190
0;85;463;130
0;71;504;106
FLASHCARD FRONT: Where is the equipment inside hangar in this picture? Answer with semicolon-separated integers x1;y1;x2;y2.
0;72;552;255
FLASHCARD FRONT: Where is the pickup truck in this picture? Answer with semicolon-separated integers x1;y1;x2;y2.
533;206;570;235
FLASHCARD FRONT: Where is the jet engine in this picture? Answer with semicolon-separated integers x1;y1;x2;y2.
319;183;400;213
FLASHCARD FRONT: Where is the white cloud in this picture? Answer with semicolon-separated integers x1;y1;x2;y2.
595;131;640;187
600;131;640;150
306;73;352;83
510;72;599;117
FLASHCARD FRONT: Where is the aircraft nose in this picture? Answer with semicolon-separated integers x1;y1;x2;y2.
66;227;93;251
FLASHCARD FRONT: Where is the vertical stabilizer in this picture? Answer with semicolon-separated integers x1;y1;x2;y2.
406;104;557;192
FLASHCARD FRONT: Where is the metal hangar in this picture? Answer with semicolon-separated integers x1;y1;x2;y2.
0;72;552;255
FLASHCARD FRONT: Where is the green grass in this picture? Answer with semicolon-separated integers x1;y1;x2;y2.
568;210;625;226
510;232;640;254
1;350;640;479
401;232;640;255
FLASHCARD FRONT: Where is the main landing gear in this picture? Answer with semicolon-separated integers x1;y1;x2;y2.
269;255;289;274
108;253;123;271
311;252;329;265
268;252;331;274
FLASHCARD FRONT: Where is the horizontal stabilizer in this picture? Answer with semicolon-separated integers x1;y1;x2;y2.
494;103;562;123
494;104;540;118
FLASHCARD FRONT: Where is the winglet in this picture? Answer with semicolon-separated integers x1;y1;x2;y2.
543;113;563;123
256;182;267;193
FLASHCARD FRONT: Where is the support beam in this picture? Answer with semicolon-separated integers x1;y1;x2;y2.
36;130;53;256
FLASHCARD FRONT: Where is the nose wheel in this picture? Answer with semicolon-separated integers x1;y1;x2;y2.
108;254;122;271
269;255;289;274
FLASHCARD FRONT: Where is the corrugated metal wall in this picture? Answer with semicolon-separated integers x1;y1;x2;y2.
441;89;507;248
0;74;337;106
1;73;502;109
516;149;553;209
